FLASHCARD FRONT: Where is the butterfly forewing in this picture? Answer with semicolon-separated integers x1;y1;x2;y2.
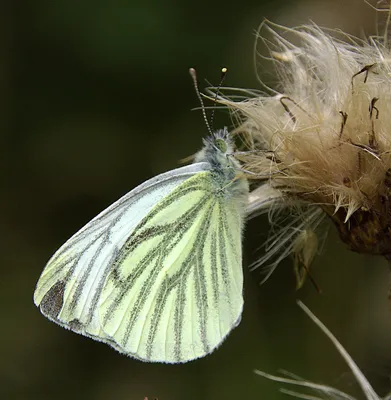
100;171;244;362
34;163;210;339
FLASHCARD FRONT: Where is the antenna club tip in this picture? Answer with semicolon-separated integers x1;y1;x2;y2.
221;67;228;73
189;67;196;76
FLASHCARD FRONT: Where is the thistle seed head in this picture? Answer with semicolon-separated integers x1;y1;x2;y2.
224;18;391;275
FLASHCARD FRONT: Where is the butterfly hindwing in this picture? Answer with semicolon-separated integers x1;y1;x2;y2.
99;171;244;362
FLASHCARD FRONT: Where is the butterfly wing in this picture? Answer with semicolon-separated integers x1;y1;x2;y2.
99;171;245;363
34;162;210;341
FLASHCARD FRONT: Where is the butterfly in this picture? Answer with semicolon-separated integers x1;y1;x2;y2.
34;128;249;363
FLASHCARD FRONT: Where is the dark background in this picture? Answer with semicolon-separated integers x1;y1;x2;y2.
2;1;391;399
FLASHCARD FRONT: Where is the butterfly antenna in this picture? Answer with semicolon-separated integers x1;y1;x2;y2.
189;68;213;135
210;67;227;130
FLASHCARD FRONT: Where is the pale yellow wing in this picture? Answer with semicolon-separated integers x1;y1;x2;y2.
34;163;210;342
100;171;245;363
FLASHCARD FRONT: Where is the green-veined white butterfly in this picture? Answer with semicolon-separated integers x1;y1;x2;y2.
34;128;249;363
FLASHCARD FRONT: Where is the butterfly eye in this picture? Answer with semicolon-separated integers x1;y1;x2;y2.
215;138;228;152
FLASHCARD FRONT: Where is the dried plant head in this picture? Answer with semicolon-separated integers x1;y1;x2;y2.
217;9;391;284
254;301;386;400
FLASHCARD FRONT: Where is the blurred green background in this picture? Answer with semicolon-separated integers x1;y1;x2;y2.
3;0;391;399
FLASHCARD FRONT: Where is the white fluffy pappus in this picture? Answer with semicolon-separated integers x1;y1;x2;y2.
220;17;391;284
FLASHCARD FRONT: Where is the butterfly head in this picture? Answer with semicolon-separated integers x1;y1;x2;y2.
194;128;249;201
194;128;234;164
